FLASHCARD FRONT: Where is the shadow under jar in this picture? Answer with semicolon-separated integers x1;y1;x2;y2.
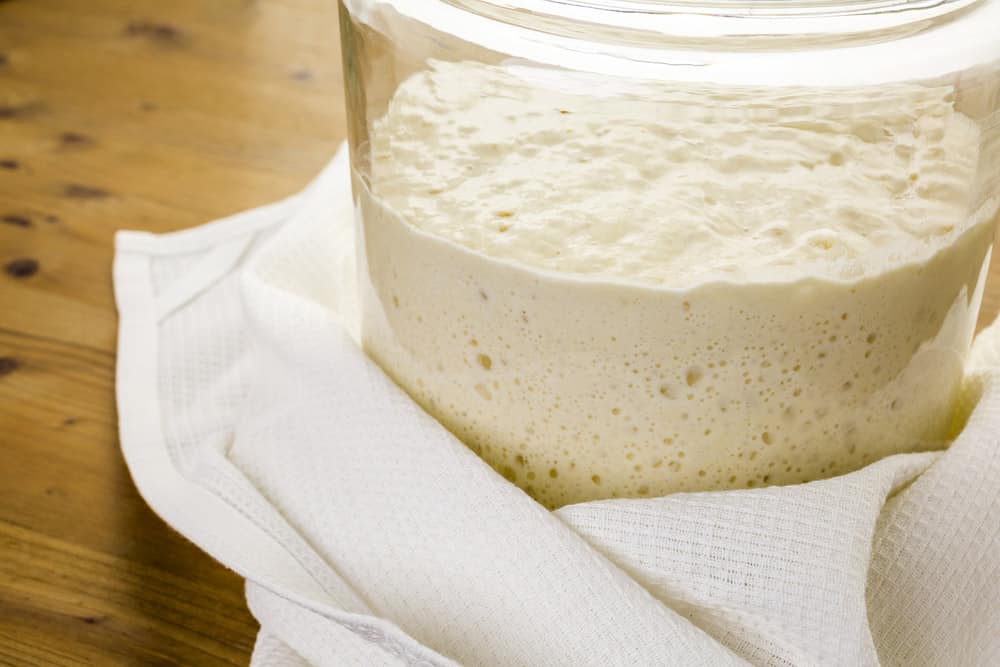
340;0;1000;508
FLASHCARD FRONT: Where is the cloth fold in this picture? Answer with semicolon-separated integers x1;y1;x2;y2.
114;146;1000;667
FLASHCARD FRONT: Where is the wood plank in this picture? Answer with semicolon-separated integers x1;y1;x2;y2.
0;0;342;661
0;520;253;666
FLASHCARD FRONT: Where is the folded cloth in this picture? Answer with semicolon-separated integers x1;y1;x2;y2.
114;145;1000;667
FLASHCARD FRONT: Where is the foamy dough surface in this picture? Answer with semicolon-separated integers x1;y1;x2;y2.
370;61;983;287
360;61;998;508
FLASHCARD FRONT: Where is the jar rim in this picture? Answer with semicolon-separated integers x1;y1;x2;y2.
348;0;998;87
532;0;972;19
444;0;983;39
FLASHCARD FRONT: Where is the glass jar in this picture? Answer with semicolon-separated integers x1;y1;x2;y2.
339;0;1000;508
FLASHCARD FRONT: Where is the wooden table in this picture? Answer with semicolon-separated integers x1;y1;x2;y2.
0;1;343;663
2;1;999;664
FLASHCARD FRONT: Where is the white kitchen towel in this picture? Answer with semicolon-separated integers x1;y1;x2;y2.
114;145;1000;667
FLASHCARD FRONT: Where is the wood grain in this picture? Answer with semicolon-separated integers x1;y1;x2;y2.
1;1;999;665
1;0;344;663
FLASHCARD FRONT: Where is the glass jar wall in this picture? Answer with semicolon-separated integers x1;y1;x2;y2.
340;0;1000;508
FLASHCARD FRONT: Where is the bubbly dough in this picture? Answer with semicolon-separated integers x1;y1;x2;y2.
359;61;998;508
371;61;984;286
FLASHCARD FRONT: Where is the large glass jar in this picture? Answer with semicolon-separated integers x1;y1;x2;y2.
339;0;1000;508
